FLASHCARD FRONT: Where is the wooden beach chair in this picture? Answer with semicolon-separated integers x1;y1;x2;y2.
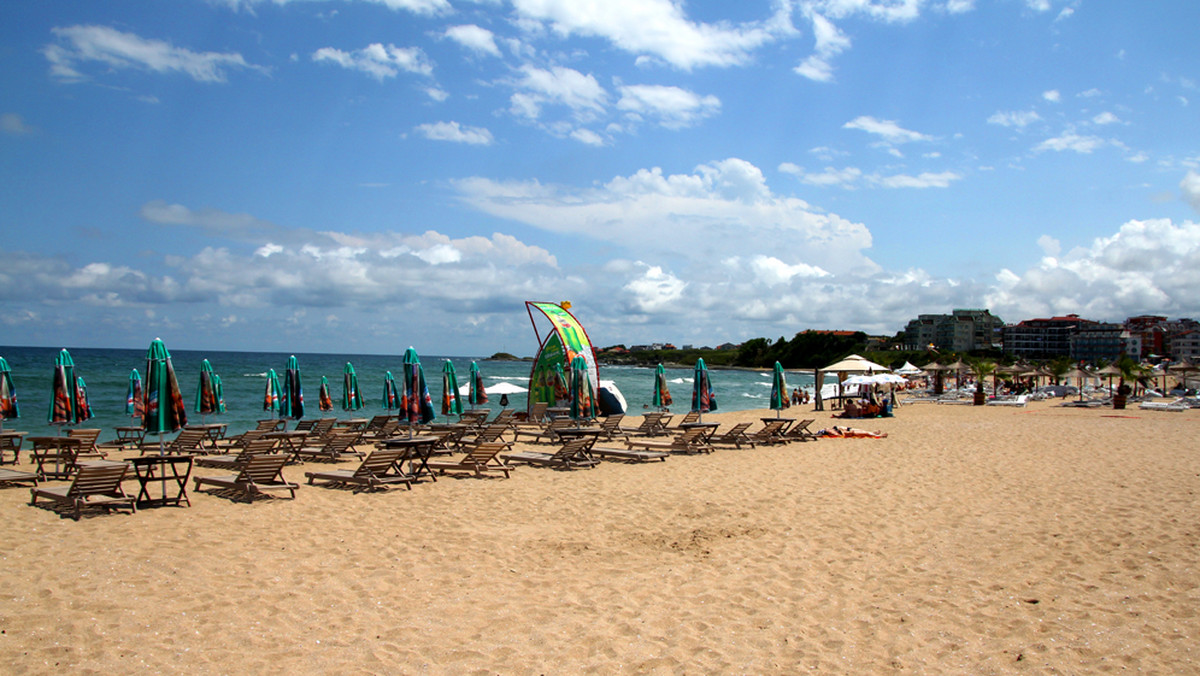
502;438;598;470
745;420;789;446
139;428;208;456
665;411;699;431
291;431;364;463
619;412;669;437
68;428;106;460
426;442;513;478
0;467;39;488
625;428;713;455
193;454;298;501
195;438;279;470
783;419;818;441
596;414;628;442
304;448;413;492
589;444;669;463
709;422;755;448
511;417;573;444
29;460;135;520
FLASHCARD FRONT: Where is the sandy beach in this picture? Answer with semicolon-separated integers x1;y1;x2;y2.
2;401;1198;673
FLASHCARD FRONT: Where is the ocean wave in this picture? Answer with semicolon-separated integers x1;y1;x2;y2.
243;372;268;377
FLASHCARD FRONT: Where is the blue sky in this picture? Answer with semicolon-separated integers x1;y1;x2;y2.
2;0;1198;357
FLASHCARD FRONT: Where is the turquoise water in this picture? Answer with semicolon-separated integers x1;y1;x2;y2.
0;346;815;438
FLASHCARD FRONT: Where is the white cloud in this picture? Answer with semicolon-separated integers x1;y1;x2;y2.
622;264;687;312
414;121;495;145
871;171;962;188
944;0;975;13
1043;89;1061;102
808;0;922;23
1182;171;1200;214
218;0;450;15
986;218;1200;321
843;115;931;143
779;163;864;188
570;128;605;146
510;0;781;70
44;25;263;83
794;12;852;82
313;43;432;80
988;110;1041;128
1;113;34;135
444;24;502;57
1091;111;1120;125
508;64;607;121
616;84;720;129
454;157;879;276
1034;132;1107;154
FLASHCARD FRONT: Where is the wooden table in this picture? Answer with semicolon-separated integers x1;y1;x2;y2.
0;431;26;465
379;436;440;482
127;454;193;508
28;436;83;480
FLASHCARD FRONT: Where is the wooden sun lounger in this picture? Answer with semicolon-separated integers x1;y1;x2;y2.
195;438;279;470
784;419;818;441
193;454;298;501
625;428;712;455
30;460;135;520
709;422;755;448
291;431;364;463
305;448;413;491
589;445;668;463
138;428;208;456
0;467;39;487
502;438;598;470
745;420;789;446
618;411;670;437
426;442;513;478
512;417;574;444
68;428;106;460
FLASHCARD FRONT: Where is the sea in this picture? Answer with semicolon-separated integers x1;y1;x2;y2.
0;346;817;438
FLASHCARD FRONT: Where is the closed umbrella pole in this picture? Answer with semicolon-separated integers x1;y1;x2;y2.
442;360;463;417
144;338;187;454
769;361;788;418
126;368;144;421
468;361;488;410
652;363;672;410
342;362;364;412
402;347;435;436
318;376;334;412
692;358;717;423
0;356;19;432
282;355;304;421
264;369;282;421
48;348;78;432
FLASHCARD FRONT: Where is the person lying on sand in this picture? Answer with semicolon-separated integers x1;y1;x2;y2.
818;426;888;439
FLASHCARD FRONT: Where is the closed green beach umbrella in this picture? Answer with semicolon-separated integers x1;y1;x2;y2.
143;338;187;443
318;376;334;412
126;368;144;419
441;360;462;416
342;362;364;411
401;347;435;427
0;356;19;429
195;359;222;417
769;361;788;417
74;376;93;424
282;355;304;420
652;363;672;410
211;373;225;414
263;368;282;417
49;348;79;427
382;371;399;412
468;361;488;408
691;358;717;422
